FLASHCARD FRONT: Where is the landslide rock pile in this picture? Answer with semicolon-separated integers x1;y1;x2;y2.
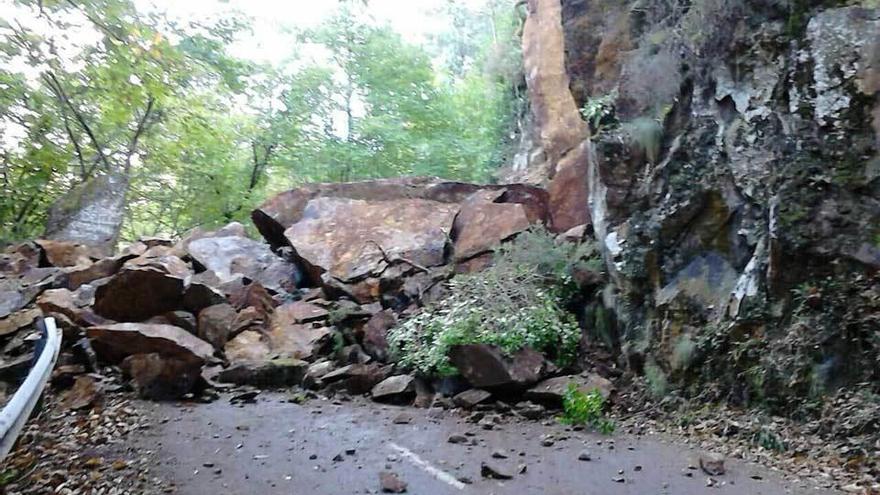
1;177;605;409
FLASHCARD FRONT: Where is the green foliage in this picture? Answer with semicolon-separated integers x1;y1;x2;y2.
753;427;787;452
1;0;523;242
388;228;597;376
580;90;618;136
559;383;615;434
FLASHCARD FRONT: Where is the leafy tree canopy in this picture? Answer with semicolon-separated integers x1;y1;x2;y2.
0;0;524;242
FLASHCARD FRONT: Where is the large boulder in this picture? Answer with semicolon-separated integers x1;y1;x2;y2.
524;374;615;404
197;304;238;350
285;197;459;285
86;323;214;365
43;172;128;256
93;265;186;322
451;190;534;262
266;302;333;361
216;358;308;387
35;239;101;267
187;235;299;294
448;344;547;390
121;353;203;400
253;178;550;271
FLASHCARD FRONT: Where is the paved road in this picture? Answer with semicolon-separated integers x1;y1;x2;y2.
129;392;833;495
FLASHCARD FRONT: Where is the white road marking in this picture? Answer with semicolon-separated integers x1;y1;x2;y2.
388;442;467;490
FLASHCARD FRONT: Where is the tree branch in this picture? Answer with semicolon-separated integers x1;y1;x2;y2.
124;96;156;173
44;71;112;172
41;74;87;179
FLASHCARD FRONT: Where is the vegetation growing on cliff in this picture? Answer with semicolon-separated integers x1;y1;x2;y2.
387;229;597;376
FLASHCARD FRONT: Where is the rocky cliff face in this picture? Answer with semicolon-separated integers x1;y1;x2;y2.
521;0;879;406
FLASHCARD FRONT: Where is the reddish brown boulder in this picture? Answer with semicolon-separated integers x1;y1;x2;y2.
224;330;271;363
37;288;109;327
321;363;389;395
187;235;299;294
452;190;534;261
253;177;548;250
0;307;41;337
216;358;308;387
227;281;277;317
93;266;185;322
63;257;124;290
121;352;203;399
61;375;103;410
182;282;227;314
86;323;214;365
35;239;100;267
268;303;333;361
362;310;397;362
547;142;591;232
448;344;547;390
285;197;459;284
197;304;238;350
524;374;614;404
281;301;329;324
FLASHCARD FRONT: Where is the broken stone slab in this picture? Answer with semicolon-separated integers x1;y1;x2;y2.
0;307;41;337
451;189;535;261
147;310;197;333
216;359;309;387
197;304;238;350
371;375;416;402
35;239;101;267
37;288;110;327
281;301;329;324
453;389;493;409
524;374;615;404
93;266;186;322
322;363;389;395
224;330;271;363
86;323;214;365
60;375;103;410
302;360;336;389
448;344;547;390
0;290;28;320
253;178;549;249
63;256;125;290
121;353;203;400
182;282;227;315
285;197;459;285
187;235;299;294
362;310;397;362
268;302;333;360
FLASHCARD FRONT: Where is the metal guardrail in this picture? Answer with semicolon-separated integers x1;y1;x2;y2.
0;317;61;459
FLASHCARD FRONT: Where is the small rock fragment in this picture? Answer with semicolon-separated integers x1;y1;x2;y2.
379;471;408;493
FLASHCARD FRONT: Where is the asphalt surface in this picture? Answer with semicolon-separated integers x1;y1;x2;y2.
130;392;834;495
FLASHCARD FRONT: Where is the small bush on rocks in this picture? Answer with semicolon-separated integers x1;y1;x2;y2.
559;383;614;434
388;228;597;376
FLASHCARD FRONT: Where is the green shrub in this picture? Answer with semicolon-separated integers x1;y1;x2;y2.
645;360;669;397
559;383;615;434
387;228;597;376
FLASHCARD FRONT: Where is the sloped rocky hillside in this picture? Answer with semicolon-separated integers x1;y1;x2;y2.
511;0;879;409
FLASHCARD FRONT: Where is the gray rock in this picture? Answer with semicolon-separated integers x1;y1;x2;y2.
452;389;492;409
371;375;416;402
